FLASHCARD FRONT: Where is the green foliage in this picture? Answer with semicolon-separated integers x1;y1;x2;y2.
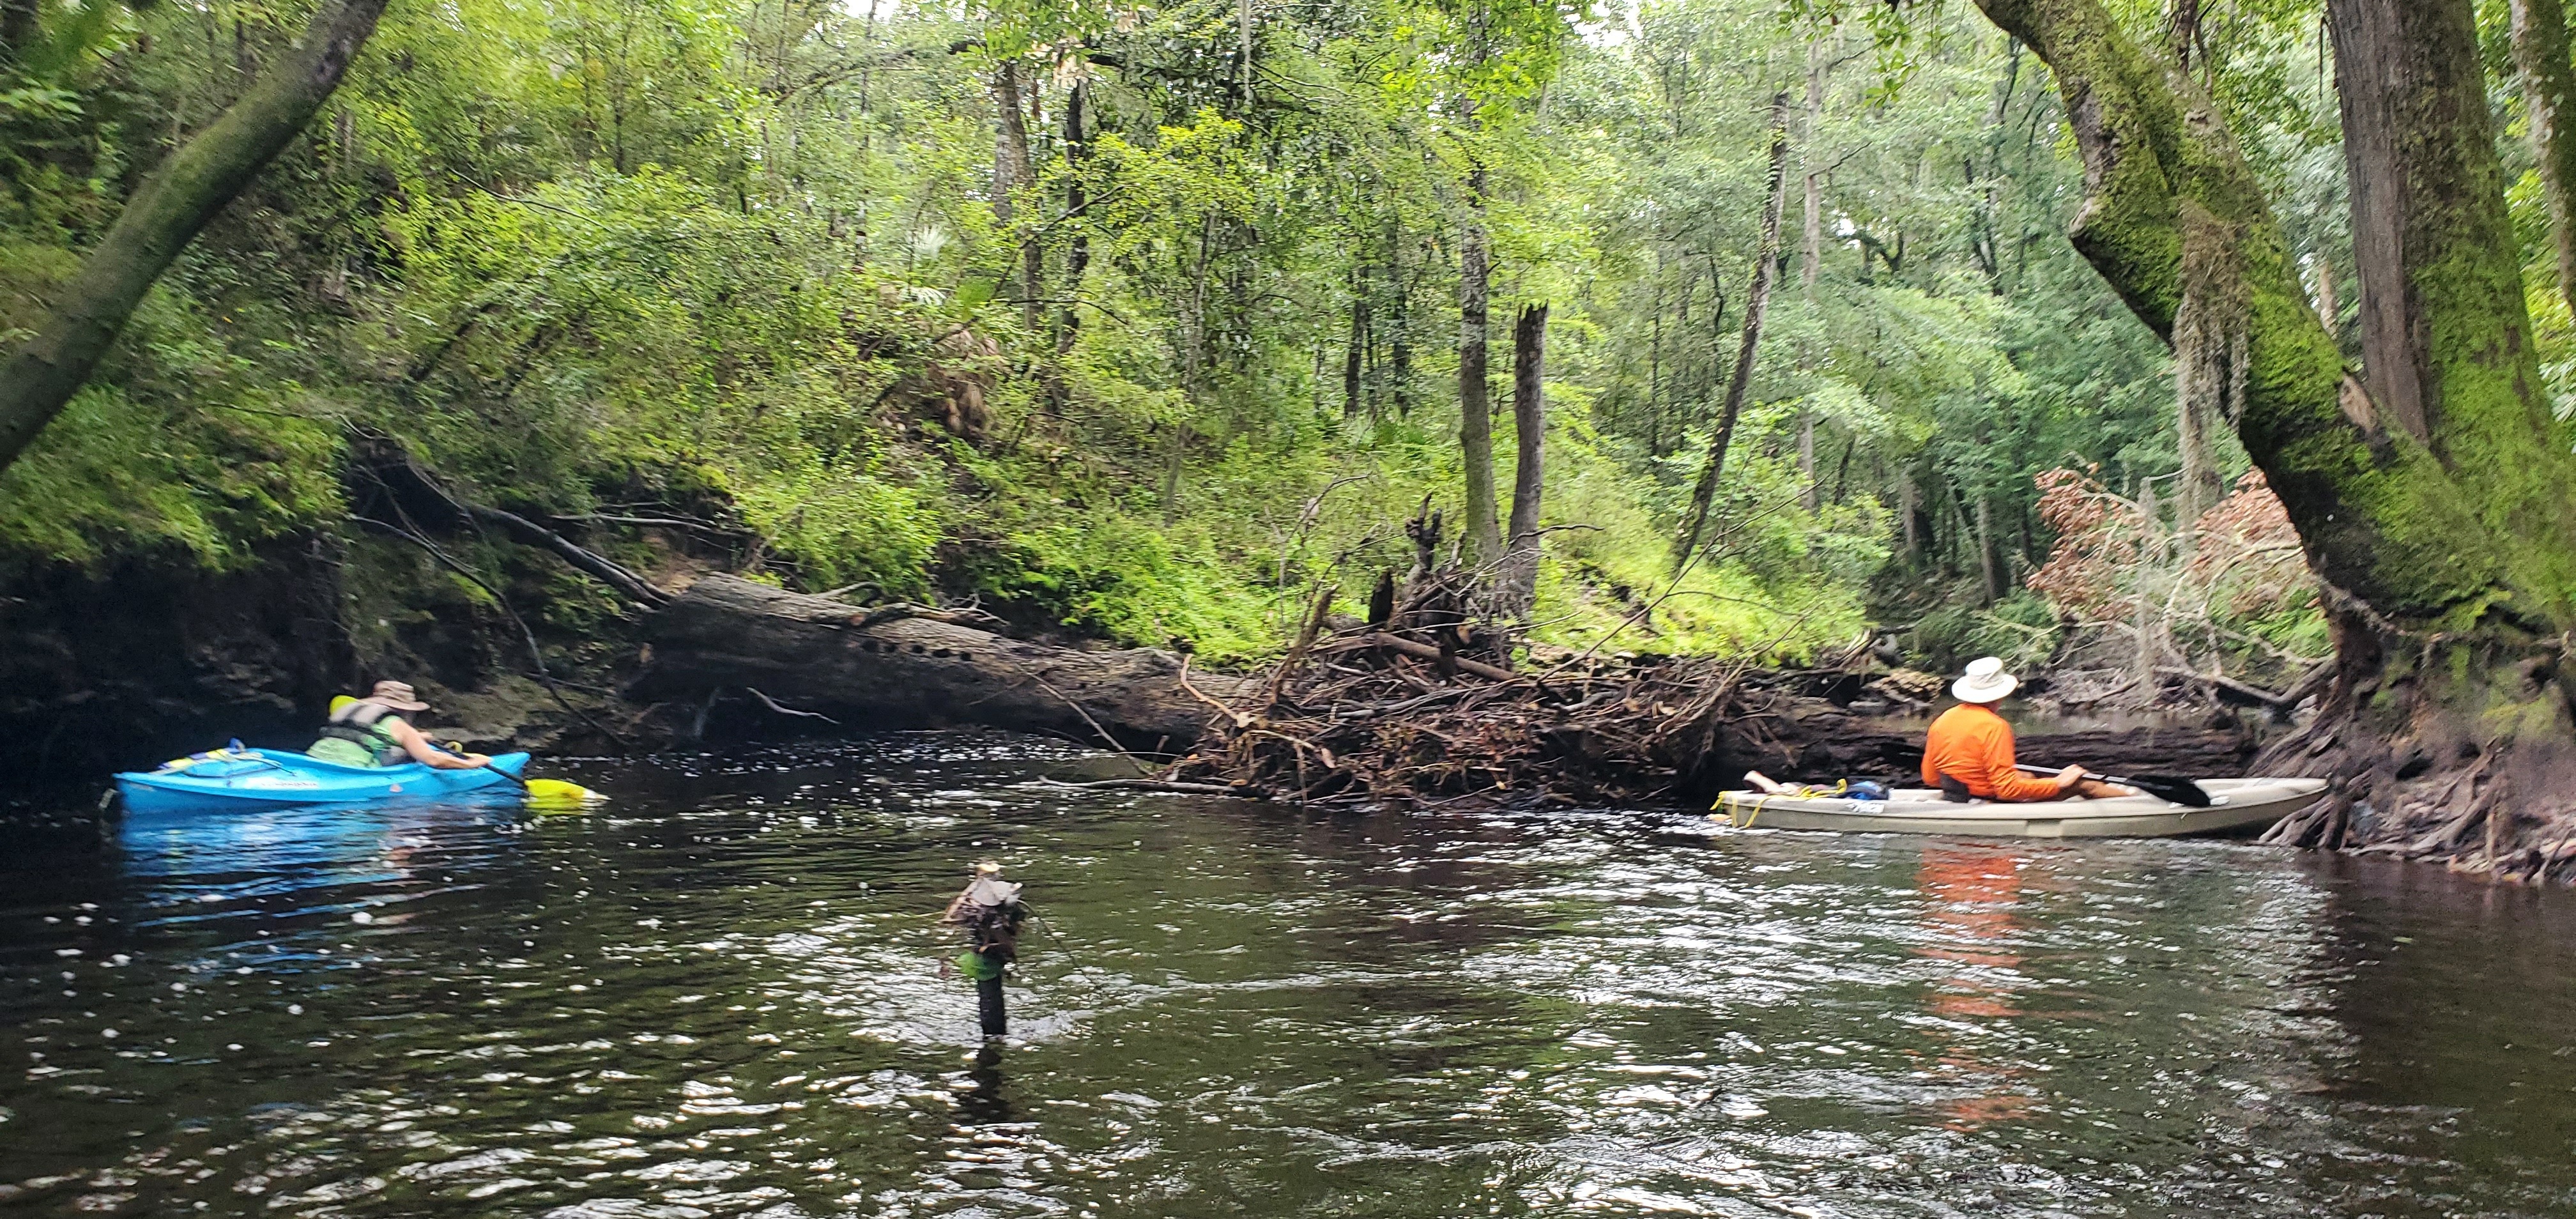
0;381;338;564
1911;592;2062;677
0;0;2273;673
734;468;940;598
971;511;1278;663
0;232;341;564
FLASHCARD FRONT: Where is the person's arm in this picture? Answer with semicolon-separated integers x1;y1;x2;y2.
389;719;488;769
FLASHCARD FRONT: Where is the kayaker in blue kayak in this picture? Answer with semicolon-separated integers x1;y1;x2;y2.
308;680;492;770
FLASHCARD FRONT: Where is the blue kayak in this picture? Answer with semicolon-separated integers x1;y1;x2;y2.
114;748;531;813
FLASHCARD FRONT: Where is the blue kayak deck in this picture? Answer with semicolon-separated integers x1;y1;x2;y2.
115;749;530;813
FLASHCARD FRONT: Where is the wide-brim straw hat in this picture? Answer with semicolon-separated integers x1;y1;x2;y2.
366;680;431;712
1951;656;2019;704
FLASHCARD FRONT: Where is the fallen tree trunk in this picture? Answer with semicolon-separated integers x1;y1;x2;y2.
632;576;1254;753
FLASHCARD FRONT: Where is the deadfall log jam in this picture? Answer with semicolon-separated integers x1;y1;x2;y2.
1169;654;2259;808
631;576;2255;804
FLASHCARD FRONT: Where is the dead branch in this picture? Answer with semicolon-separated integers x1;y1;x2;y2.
746;686;839;724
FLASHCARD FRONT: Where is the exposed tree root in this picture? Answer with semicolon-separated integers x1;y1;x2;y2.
2260;620;2576;884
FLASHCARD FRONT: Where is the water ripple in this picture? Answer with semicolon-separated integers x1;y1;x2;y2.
4;734;2575;1216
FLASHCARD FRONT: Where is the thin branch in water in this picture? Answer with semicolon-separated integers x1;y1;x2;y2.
746;687;840;724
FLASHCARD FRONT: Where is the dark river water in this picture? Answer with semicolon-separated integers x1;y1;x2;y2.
4;735;2575;1217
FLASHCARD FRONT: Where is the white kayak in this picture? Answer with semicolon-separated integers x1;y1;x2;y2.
1712;778;2327;838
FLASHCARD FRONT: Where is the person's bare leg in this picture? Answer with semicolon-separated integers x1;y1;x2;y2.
2067;778;2136;799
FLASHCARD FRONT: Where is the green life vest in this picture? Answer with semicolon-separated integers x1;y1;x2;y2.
314;698;410;766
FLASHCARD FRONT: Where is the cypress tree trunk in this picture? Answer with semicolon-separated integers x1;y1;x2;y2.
1898;470;1919;564
1670;92;1790;576
1387;217;1414;414
1458;164;1504;570
0;0;390;477
1646;256;1665;454
2310;252;2339;339
1797;51;1824;519
1798;411;1817;512
992;59;1040;334
1968;0;2576;879
1500;303;1547;614
1051;75;1089;412
2510;0;2576;318
2325;0;2576;587
1800;43;1826;292
1236;0;1254;112
1344;269;1367;418
1974;492;2000;605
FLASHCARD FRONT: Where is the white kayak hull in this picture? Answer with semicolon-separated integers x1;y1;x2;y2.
1712;778;2328;839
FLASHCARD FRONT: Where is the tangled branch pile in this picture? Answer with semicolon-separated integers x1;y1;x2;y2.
1150;498;2261;809
2023;467;2327;712
1159;622;2251;809
1167;641;1755;808
1157;501;1825;806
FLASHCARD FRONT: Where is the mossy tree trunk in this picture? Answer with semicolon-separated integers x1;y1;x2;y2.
991;57;1039;334
0;0;390;478
1968;0;2576;880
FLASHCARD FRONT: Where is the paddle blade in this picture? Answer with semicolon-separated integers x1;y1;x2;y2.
2128;775;2213;808
521;778;606;811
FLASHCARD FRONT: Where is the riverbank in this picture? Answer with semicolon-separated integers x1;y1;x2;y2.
4;542;2268;817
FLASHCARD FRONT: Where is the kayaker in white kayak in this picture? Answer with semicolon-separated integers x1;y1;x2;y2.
307;680;492;769
1921;658;2133;802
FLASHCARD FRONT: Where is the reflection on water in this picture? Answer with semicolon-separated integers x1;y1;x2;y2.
1913;845;2031;1130
3;733;2574;1217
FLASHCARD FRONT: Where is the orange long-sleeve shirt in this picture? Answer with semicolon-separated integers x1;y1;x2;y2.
1920;703;2063;801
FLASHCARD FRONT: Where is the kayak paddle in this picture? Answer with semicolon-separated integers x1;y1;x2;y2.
501;770;606;811
445;743;604;810
2013;763;2212;808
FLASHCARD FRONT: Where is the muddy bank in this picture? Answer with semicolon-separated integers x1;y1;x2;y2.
0;533;627;783
0;538;2259;810
0;543;349;777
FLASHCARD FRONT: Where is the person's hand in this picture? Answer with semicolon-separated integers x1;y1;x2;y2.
2054;764;2087;792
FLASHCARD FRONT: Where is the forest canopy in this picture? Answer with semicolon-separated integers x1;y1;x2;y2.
7;0;2553;684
